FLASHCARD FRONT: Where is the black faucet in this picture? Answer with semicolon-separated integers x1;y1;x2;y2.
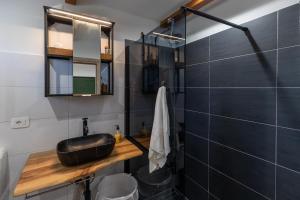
82;118;89;136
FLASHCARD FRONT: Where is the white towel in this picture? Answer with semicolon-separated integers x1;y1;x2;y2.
149;86;170;173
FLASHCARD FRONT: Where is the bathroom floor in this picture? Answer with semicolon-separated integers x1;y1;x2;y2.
144;188;187;200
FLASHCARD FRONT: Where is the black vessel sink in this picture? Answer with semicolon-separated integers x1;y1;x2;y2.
57;134;116;166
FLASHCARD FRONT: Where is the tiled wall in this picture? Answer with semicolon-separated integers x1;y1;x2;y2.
185;4;300;200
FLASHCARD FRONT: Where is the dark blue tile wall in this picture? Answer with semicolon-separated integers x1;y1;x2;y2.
276;166;300;200
210;13;277;60
210;116;276;162
278;46;300;87
211;88;276;124
209;169;268;200
210;143;275;199
186;63;209;87
184;4;300;200
186;133;208;164
185;155;209;189
185;111;209;138
211;51;277;87
278;4;300;48
185;177;209;200
277;127;300;172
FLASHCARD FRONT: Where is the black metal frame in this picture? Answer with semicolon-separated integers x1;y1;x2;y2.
182;6;249;32
124;40;149;173
24;175;94;199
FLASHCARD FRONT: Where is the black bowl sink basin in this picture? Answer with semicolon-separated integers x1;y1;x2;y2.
57;134;116;166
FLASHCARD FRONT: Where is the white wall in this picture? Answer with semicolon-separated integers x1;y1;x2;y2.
187;0;300;43
0;1;157;200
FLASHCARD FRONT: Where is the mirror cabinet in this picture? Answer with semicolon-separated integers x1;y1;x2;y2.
44;7;114;97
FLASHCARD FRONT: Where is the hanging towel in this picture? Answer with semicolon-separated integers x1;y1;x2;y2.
149;86;170;173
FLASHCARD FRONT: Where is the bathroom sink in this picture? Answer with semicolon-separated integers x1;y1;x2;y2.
57;134;116;166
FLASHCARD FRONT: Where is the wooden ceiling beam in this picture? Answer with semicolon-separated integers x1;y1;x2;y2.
160;0;213;27
65;0;77;5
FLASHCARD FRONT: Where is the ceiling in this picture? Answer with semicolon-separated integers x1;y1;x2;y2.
78;0;189;21
186;0;275;36
75;0;290;38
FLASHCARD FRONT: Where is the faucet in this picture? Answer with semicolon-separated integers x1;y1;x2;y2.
82;118;89;136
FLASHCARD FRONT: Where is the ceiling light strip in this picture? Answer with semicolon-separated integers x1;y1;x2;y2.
48;8;112;26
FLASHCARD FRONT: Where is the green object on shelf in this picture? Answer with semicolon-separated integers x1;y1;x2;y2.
73;77;96;94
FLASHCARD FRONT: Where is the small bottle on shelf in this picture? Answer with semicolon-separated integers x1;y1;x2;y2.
114;125;123;144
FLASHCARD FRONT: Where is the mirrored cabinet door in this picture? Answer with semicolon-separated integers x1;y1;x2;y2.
73;20;101;60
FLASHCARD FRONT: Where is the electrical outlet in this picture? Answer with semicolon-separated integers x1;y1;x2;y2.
11;117;30;129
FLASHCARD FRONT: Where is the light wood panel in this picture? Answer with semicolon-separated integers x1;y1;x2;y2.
160;0;213;27
48;47;72;57
13;139;143;197
133;136;151;149
101;53;113;62
65;0;76;5
47;47;113;62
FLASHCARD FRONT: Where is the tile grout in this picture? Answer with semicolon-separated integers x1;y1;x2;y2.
274;10;279;200
185;152;271;200
208;35;211;197
186;131;274;165
186;131;300;175
185;108;300;133
185;43;300;67
185;86;300;88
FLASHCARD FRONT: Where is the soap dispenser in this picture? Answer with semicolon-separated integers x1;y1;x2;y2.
114;125;122;144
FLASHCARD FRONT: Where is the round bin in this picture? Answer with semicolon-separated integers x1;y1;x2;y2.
96;173;139;200
136;165;172;198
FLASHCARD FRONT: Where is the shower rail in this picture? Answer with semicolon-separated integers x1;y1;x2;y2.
182;6;249;32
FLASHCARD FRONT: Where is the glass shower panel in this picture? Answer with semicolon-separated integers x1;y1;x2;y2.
125;14;186;199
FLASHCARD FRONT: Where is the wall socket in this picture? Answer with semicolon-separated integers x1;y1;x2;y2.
11;117;30;129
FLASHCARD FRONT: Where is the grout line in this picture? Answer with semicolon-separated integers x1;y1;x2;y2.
210;49;277;63
185;86;300;88
185;108;300;133
277;164;300;175
185;109;276;127
210;139;275;165
185;61;210;67
186;86;275;88
185;152;270;200
186;153;209;167
207;36;211;195
210;113;276;127
208;35;211;197
185;175;211;194
185;44;300;68
210;167;271;200
186;131;274;165
277;125;300;132
275;10;279;200
187;130;300;175
185;174;222;200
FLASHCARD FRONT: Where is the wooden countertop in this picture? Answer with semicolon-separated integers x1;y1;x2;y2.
13;138;143;197
132;136;151;149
